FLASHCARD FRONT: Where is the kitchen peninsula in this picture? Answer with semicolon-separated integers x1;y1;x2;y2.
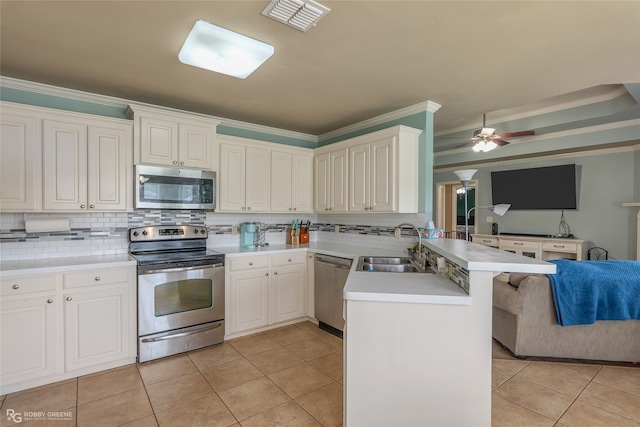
342;238;556;427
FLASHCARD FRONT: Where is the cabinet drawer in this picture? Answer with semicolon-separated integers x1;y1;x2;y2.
270;252;305;267
0;274;57;296
474;237;498;246
543;242;577;253
228;256;269;271
500;240;539;250
63;267;132;289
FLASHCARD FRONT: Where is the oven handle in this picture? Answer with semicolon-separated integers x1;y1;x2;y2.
140;322;223;343
140;263;224;275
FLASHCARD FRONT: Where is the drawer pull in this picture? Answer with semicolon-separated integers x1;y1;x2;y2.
288;258;292;262
514;242;524;246
553;245;565;248
47;299;54;304
482;240;492;243
66;297;73;301
80;204;86;209
94;277;101;281
274;271;278;275
265;272;269;277
12;284;19;290
249;262;253;266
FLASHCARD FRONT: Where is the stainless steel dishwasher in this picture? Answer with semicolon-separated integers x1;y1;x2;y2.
314;254;352;337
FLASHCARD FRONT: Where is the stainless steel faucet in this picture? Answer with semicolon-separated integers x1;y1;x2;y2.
395;223;422;258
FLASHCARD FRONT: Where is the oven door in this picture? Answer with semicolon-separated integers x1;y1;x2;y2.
138;264;224;337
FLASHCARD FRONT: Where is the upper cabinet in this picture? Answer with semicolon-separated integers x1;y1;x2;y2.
219;139;270;213
0;110;41;211
314;125;421;214
314;148;348;213
0;102;133;213
127;105;220;170
270;150;313;213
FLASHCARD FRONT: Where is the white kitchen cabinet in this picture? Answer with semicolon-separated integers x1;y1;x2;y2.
0;109;41;211
219;140;270;212
314;125;420;214
271;150;312;213
314;148;348;213
1;292;57;386
0;264;137;395
42;118;132;211
226;253;306;337
64;285;131;371
128;105;219;169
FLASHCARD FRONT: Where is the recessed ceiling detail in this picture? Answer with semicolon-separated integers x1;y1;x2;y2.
261;0;330;32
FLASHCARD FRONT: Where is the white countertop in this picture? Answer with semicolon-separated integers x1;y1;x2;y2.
0;254;137;277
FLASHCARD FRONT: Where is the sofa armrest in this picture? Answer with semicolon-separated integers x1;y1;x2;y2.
493;278;524;315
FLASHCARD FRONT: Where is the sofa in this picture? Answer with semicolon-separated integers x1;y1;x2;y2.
492;273;640;362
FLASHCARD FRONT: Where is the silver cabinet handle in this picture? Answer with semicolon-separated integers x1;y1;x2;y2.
66;297;72;301
248;207;252;210
47;299;54;304
141;322;222;343
293;208;297;211
249;262;253;266
180;161;184;165
242;207;246;211
173;161;178;165
94;277;101;281
80;204;86;209
141;264;223;274
265;272;269;276
289;208;292;211
274;271;278;275
89;204;95;209
554;245;565;248
12;284;19;290
288;258;292;262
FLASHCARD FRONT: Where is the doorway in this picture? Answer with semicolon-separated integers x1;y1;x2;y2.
436;180;478;240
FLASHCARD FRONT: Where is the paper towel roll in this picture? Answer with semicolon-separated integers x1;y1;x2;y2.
25;218;71;233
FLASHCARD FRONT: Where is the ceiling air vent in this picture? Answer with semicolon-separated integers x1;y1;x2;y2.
262;0;331;32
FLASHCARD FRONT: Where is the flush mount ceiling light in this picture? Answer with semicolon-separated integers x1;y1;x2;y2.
178;20;274;79
262;0;331;32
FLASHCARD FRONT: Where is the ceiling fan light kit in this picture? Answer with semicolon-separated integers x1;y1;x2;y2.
456;113;535;153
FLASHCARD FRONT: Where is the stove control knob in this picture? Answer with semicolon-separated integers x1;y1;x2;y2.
142;230;148;236
194;229;199;234
132;231;139;237
200;229;206;234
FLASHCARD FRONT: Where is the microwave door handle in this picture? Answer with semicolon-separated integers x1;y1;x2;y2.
141;263;224;274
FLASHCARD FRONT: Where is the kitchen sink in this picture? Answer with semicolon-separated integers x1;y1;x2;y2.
356;256;433;273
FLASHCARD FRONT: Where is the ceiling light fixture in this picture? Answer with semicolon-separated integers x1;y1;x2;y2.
472;137;498;152
178;20;274;79
262;0;331;32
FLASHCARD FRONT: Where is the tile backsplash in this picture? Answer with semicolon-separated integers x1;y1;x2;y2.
0;211;428;261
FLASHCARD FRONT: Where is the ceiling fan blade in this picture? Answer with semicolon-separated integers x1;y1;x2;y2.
493;138;510;146
496;130;535;138
454;140;475;149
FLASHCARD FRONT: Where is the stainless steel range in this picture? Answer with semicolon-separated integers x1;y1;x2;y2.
129;225;225;362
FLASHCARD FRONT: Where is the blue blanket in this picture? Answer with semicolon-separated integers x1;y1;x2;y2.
546;259;640;326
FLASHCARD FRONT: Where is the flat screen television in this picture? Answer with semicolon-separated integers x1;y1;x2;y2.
491;164;577;210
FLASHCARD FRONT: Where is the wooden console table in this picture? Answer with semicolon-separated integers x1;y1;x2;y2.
471;234;588;260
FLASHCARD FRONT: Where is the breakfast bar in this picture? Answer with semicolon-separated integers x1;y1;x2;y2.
343;239;556;427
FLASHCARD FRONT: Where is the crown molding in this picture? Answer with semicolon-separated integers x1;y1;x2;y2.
318;100;441;141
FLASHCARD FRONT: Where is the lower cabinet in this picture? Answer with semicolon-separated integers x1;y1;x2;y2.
226;253;306;336
0;265;136;394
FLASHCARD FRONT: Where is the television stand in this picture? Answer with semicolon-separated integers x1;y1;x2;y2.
471;234;588;260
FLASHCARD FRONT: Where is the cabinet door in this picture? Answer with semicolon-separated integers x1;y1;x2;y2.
87;125;131;211
219;143;246;212
271;264;305;324
139;117;178;166
0;113;40;211
1;295;56;384
292;154;312;213
179;123;213;169
64;286;131;372
270;151;293;212
43;119;88;210
228;270;270;334
245;147;270;212
330;148;349;212
314;153;330;212
370;137;395;212
349;143;370;212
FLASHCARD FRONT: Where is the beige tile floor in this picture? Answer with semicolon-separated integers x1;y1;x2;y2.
1;321;638;426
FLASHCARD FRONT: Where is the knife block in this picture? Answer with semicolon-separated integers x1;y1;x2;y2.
286;227;309;245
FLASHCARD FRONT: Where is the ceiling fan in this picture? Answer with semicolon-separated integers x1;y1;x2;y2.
456;113;535;152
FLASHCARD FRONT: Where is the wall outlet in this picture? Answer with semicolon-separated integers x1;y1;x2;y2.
486;216;493;223
232;225;238;235
335;225;340;233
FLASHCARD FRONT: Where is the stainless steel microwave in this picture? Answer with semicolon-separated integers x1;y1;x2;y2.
135;165;216;210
